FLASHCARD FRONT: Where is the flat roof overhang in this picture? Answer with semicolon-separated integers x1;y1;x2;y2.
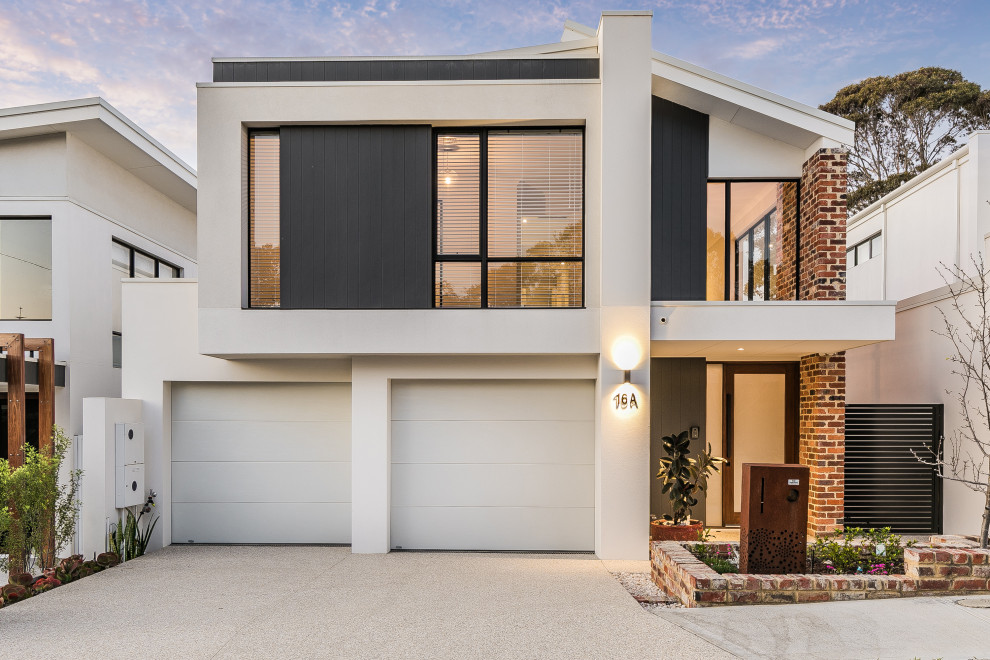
650;300;896;361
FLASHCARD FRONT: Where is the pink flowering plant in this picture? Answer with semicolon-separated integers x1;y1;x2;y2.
811;526;914;574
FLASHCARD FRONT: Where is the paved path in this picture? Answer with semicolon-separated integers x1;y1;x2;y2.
0;546;727;659
662;594;990;659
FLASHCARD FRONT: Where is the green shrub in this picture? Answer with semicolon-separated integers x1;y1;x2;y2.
0;426;82;572
108;506;158;562
689;530;739;574
811;526;914;574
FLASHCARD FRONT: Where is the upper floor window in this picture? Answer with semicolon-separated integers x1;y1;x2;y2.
706;180;799;301
0;218;52;320
434;129;584;308
111;239;181;368
248;131;280;308
848;233;881;266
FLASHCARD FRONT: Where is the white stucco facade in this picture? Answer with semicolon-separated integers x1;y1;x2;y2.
847;132;990;536
0;100;196;437
91;13;895;560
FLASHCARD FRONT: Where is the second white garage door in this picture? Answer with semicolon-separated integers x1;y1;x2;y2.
390;380;595;551
171;382;351;544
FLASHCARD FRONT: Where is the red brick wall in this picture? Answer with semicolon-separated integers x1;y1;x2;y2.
796;147;848;537
800;353;846;536
799;149;848;301
770;182;799;300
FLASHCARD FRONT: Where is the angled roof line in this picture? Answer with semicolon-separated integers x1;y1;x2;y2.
0;97;196;179
650;51;853;133
562;20;597;38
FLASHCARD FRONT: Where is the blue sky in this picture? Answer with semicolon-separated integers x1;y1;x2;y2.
3;0;988;167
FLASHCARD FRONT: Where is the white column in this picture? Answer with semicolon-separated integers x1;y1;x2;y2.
596;11;653;560
350;357;391;553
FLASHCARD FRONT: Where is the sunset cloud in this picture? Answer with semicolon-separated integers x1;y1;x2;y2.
0;0;985;167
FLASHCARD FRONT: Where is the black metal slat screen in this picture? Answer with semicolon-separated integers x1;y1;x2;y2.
844;404;943;534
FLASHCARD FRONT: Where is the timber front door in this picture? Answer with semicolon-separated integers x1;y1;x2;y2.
721;363;798;525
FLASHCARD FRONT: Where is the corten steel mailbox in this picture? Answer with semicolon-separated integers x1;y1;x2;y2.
739;463;810;574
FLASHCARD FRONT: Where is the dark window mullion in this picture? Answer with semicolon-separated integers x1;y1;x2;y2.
747;226;755;300
763;215;770;298
723;182;730;301
479;129;488;308
128;246;135;278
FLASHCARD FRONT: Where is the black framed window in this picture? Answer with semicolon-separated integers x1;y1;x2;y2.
706;180;799;301
434;129;584;308
848;232;882;266
111;239;181;368
247;130;280;308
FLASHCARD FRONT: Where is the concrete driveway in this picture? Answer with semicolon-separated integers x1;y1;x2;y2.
0;546;727;659
661;594;990;660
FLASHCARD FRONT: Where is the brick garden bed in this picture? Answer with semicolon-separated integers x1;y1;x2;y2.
651;540;990;607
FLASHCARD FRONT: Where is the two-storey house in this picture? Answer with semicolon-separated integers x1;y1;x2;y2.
91;12;894;560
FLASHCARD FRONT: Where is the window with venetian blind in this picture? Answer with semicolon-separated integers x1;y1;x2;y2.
434;129;584;308
248;131;281;307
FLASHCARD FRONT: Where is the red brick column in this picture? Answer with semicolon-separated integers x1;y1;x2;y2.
799;353;845;536
799;148;848;300
797;147;849;536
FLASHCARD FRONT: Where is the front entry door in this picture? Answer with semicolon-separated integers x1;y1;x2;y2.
722;363;798;525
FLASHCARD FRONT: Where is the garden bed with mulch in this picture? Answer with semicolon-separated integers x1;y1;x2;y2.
0;554;121;608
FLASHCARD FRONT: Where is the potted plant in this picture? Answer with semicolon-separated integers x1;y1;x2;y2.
652;430;726;542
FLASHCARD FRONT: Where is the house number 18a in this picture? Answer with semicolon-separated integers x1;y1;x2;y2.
613;392;638;410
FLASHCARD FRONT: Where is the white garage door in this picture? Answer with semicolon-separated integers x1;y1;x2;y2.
171;382;351;544
390;380;595;551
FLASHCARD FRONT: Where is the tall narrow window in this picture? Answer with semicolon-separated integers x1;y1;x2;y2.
434;129;584;308
249;131;281;308
706;181;798;301
0;218;52;320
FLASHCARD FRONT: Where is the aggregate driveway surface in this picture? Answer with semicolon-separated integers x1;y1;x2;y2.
0;545;728;659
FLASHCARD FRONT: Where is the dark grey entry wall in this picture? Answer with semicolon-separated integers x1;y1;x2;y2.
651;97;709;301
651;357;707;522
279;126;432;309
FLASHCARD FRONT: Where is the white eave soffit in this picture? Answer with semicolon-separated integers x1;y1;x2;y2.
650;52;853;150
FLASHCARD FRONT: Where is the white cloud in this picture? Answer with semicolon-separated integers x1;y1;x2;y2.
727;37;782;59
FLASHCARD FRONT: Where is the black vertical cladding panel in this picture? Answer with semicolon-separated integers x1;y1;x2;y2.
651;97;709;301
345;130;362;307
380;127;400;308
650;358;708;521
279;125;432;309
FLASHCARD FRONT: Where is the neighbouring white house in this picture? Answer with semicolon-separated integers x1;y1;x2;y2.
0;98;197;552
847;131;990;537
83;11;895;561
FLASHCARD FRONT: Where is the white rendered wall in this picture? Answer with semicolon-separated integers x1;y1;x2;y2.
847;132;990;303
847;289;985;536
847;133;990;535
196;75;601;357
0;187;195;444
0;134;67;197
66;135;197;258
708;117;806;179
79;397;142;558
120;280;350;551
0;130;196;554
596;12;653;560
119;280;601;553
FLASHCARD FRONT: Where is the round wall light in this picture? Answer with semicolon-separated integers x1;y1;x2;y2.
611;336;642;384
